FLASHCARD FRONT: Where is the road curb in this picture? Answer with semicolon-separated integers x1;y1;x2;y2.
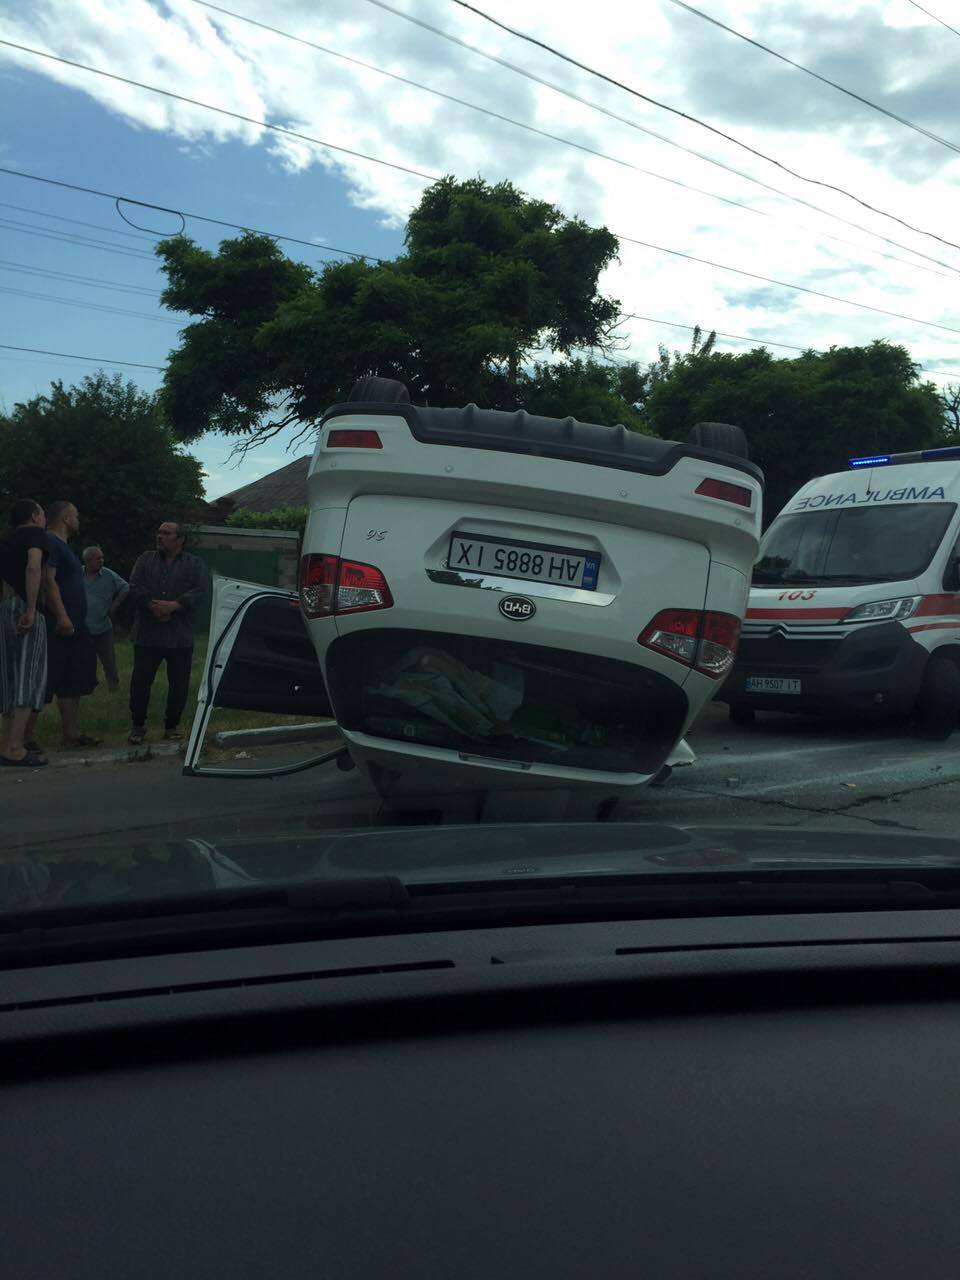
0;741;183;777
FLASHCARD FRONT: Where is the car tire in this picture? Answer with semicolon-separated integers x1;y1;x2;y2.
347;375;411;403
913;655;960;740
729;704;756;726
688;421;750;459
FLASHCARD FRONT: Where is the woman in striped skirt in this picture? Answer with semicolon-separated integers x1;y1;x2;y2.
0;500;49;768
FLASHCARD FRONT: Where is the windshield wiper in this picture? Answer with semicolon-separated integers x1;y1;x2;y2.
813;573;899;583
752;573;900;586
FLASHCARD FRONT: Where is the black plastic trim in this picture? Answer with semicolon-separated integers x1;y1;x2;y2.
320;401;764;484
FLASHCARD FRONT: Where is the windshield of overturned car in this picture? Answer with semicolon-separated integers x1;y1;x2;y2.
3;0;960;923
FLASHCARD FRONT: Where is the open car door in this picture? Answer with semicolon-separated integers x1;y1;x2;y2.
183;576;344;779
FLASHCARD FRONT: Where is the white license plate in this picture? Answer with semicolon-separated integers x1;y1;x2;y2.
745;677;802;694
448;534;600;590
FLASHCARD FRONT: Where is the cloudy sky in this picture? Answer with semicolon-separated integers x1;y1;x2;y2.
2;0;960;497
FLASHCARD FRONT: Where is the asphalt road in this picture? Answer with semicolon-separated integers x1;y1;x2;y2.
2;701;959;855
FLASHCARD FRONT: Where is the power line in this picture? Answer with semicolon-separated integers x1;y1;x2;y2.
1;56;956;342
0;284;182;324
361;2;960;278
193;0;960;285
7;29;959;281
631;313;960;379
0;200;156;242
2;164;955;341
0;167;380;264
0;217;158;261
633;314;807;353
435;0;960;256
0;342;164;370
904;0;960;40
0;258;161;297
0;38;437;184
665;0;960;154
616;233;960;336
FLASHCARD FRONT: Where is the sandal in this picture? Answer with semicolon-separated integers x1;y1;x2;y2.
24;740;42;754
0;752;48;768
128;728;146;746
62;735;103;750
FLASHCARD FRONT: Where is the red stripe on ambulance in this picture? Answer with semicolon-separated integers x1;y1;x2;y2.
916;593;960;617
746;607;849;621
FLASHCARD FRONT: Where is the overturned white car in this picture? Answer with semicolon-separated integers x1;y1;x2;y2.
185;378;762;819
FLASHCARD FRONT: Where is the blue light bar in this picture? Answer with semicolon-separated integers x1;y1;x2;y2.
849;454;890;468
849;445;960;468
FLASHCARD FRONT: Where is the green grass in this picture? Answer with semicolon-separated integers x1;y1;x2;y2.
31;633;322;750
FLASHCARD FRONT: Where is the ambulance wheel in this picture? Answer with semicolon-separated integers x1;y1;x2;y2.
347;375;410;403
688;421;750;459
913;655;960;741
729;704;756;726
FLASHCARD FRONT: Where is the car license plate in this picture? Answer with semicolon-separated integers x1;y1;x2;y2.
745;677;802;694
448;534;600;590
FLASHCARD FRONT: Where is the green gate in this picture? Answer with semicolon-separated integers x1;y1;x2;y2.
192;547;281;633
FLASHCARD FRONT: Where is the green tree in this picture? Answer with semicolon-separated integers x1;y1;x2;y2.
225;505;307;534
939;383;960;438
643;339;944;521
157;176;622;447
518;358;650;432
0;373;205;571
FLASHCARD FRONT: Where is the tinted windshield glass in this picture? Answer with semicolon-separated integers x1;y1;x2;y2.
754;504;957;585
9;4;960;933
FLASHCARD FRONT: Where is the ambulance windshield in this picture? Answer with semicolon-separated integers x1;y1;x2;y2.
753;503;956;586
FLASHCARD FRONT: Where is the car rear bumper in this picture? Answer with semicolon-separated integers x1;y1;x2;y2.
719;621;928;715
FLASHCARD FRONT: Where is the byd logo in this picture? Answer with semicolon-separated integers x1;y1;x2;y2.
498;595;536;621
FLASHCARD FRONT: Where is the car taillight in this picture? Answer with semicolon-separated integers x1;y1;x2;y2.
639;608;701;666
639;609;741;679
336;559;393;614
298;554;392;618
697;611;741;677
298;554;338;618
326;429;383;448
695;477;752;508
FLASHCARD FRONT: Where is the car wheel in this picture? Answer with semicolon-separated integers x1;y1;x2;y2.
913;655;960;740
687;421;750;459
729;704;756;726
347;375;411;403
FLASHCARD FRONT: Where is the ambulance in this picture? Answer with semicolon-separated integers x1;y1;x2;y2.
721;447;960;738
184;378;763;818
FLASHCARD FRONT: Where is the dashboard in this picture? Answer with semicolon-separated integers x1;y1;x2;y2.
4;908;960;1278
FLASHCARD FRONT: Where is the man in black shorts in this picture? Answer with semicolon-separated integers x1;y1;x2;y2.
27;500;101;751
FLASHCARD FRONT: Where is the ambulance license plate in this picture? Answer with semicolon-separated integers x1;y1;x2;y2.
448;534;600;590
745;677;802;694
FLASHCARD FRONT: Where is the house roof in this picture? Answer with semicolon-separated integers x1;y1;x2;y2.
216;456;310;512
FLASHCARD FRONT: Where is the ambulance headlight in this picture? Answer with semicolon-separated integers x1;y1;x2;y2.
842;597;922;623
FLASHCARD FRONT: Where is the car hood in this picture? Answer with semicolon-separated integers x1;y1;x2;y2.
5;823;960;914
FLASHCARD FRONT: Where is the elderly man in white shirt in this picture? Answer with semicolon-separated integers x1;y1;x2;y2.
82;546;128;692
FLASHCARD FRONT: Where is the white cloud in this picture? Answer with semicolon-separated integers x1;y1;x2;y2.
5;0;960;393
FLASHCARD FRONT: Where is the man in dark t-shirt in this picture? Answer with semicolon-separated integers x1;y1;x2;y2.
0;499;49;766
28;500;100;751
